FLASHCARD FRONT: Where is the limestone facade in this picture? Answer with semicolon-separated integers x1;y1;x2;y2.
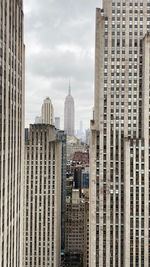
64;86;75;136
90;0;150;266
0;0;25;266
24;124;61;267
41;97;54;125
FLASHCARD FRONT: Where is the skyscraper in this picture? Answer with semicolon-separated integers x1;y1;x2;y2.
41;97;54;125
55;117;60;129
64;84;75;136
24;124;61;266
90;1;150;266
0;0;25;266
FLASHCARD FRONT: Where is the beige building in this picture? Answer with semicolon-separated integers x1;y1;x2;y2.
0;0;25;266
67;135;87;160
24;124;61;267
90;0;150;266
42;97;54;125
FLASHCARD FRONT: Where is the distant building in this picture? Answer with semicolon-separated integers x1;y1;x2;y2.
35;116;42;124
74;166;82;197
81;188;89;201
85;129;90;145
65;190;84;262
66;176;74;198
77;121;85;139
80;121;83;135
25;128;29;141
65;189;89;267
81;167;89;189
63;253;83;267
41;97;54;125
24;124;61;266
55;117;60;129
72;151;89;165
64;84;75;136
67;135;87;160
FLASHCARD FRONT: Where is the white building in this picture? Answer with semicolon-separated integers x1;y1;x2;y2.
41;97;54;125
64;85;75;136
0;0;25;266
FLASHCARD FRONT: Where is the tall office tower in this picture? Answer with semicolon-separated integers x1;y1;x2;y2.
0;0;25;266
55;117;60;129
90;1;150;266
24;124;61;267
64;84;75;136
41;97;54;125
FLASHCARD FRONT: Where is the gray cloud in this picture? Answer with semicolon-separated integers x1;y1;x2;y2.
24;0;101;131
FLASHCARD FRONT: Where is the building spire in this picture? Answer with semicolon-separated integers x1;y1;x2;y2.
68;80;71;96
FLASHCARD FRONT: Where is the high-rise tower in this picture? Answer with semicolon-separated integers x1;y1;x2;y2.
90;0;150;266
24;125;61;267
41;97;54;125
0;0;25;266
55;117;60;129
64;84;75;136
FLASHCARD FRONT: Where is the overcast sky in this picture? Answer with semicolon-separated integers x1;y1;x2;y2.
24;0;102;131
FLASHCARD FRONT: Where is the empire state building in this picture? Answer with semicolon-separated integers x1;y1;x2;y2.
64;84;75;136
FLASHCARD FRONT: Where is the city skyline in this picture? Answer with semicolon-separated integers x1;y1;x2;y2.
24;0;101;130
3;0;150;266
0;1;94;267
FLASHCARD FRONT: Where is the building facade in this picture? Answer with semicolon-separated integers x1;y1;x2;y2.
56;130;67;251
73;151;89;165
81;167;89;189
64;84;75;136
0;0;25;266
41;97;54;125
84;202;89;267
65;189;89;267
90;0;150;266
67;135;87;160
74;166;82;196
65;190;84;266
24;124;61;267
